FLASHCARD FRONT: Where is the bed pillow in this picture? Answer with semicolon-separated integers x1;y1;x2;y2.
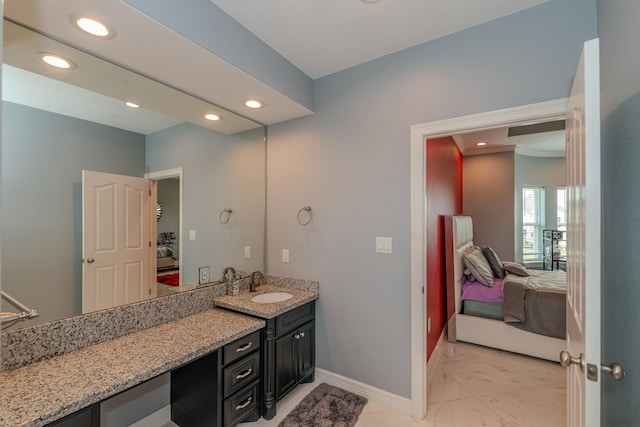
463;246;494;287
482;246;505;279
503;261;529;277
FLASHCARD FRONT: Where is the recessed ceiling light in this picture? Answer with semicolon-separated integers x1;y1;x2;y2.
125;101;140;108
205;113;221;121
71;15;115;39
244;99;263;109
361;0;383;3
39;53;75;69
476;142;487;146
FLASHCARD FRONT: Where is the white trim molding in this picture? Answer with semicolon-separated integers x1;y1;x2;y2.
315;368;412;416
409;98;568;419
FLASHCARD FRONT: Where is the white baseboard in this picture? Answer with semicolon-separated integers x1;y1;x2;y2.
427;325;448;379
314;368;412;416
129;405;173;427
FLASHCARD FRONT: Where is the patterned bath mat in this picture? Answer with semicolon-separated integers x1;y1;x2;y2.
278;383;368;427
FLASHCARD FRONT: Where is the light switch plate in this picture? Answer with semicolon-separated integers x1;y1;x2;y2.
189;230;197;241
282;249;290;263
244;246;251;259
376;237;392;254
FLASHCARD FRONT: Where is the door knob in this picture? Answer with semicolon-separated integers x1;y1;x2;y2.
560;350;584;371
84;257;95;264
602;362;626;381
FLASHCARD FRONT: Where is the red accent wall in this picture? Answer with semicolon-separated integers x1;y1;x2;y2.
426;137;462;360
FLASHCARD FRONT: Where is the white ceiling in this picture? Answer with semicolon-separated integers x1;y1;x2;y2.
4;0;551;133
454;126;566;157
210;0;548;78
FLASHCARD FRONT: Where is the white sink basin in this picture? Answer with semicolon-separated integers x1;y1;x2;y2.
250;291;294;304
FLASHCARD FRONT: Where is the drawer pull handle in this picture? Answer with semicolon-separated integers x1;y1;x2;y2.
236;342;253;352
236;368;253;379
236;397;252;410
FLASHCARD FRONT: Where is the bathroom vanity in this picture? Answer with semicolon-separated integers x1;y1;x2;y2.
213;281;318;420
0;275;318;427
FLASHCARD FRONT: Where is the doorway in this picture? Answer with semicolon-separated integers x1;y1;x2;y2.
409;99;568;418
147;167;184;292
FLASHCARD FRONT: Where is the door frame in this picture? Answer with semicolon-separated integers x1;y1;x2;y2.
409;99;568;418
146;167;184;287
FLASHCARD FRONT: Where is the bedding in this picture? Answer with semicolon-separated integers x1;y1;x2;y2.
463;246;494;286
502;269;566;339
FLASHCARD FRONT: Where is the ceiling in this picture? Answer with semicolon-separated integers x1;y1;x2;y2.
3;0;551;132
454;126;566;157
210;0;548;79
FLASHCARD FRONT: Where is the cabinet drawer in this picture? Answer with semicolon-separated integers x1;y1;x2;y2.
223;330;260;365
224;380;260;427
223;350;260;398
275;302;315;336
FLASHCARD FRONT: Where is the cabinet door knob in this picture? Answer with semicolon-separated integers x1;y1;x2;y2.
236;368;253;379
299;332;305;338
294;334;300;339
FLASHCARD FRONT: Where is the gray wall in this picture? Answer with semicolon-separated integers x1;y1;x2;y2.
266;0;597;397
146;123;265;284
463;152;515;261
514;154;566;263
597;0;640;424
1;102;145;326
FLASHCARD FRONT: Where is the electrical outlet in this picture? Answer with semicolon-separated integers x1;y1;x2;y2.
244;246;251;259
199;266;210;284
282;249;290;263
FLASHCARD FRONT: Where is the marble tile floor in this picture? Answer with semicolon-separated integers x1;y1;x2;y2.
242;340;566;427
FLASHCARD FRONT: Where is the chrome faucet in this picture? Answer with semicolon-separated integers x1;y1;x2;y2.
250;271;266;292
223;267;236;282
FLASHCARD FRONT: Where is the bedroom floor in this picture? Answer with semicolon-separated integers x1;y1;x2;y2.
243;341;565;427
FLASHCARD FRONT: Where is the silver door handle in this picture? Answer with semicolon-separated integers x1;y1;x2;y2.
602;362;626;381
560;351;584;371
236;342;252;352
85;257;95;264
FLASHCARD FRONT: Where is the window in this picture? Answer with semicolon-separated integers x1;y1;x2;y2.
557;187;567;231
522;186;545;262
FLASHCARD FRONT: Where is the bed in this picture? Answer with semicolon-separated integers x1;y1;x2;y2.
157;244;177;270
444;215;566;361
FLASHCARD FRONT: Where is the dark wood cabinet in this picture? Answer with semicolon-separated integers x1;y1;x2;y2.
275;320;315;399
171;330;261;427
262;301;315;420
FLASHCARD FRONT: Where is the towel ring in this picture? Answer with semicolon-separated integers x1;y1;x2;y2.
297;205;312;225
219;208;233;224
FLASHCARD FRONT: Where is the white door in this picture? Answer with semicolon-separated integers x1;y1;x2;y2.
82;170;152;313
563;38;601;427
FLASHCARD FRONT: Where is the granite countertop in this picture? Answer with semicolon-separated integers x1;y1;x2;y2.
0;309;265;427
213;284;319;319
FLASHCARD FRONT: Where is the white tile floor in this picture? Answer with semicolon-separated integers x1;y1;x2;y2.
244;340;566;427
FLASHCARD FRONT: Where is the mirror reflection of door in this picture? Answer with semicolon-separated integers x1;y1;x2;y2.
82;170;154;313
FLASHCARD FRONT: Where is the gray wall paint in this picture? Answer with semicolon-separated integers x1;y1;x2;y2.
123;0;313;111
514;154;566;263
597;0;640;424
1;102;145;326
146;123;265;284
266;0;597;397
463;152;515;261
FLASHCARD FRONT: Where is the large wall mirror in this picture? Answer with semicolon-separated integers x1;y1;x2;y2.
1;18;266;330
